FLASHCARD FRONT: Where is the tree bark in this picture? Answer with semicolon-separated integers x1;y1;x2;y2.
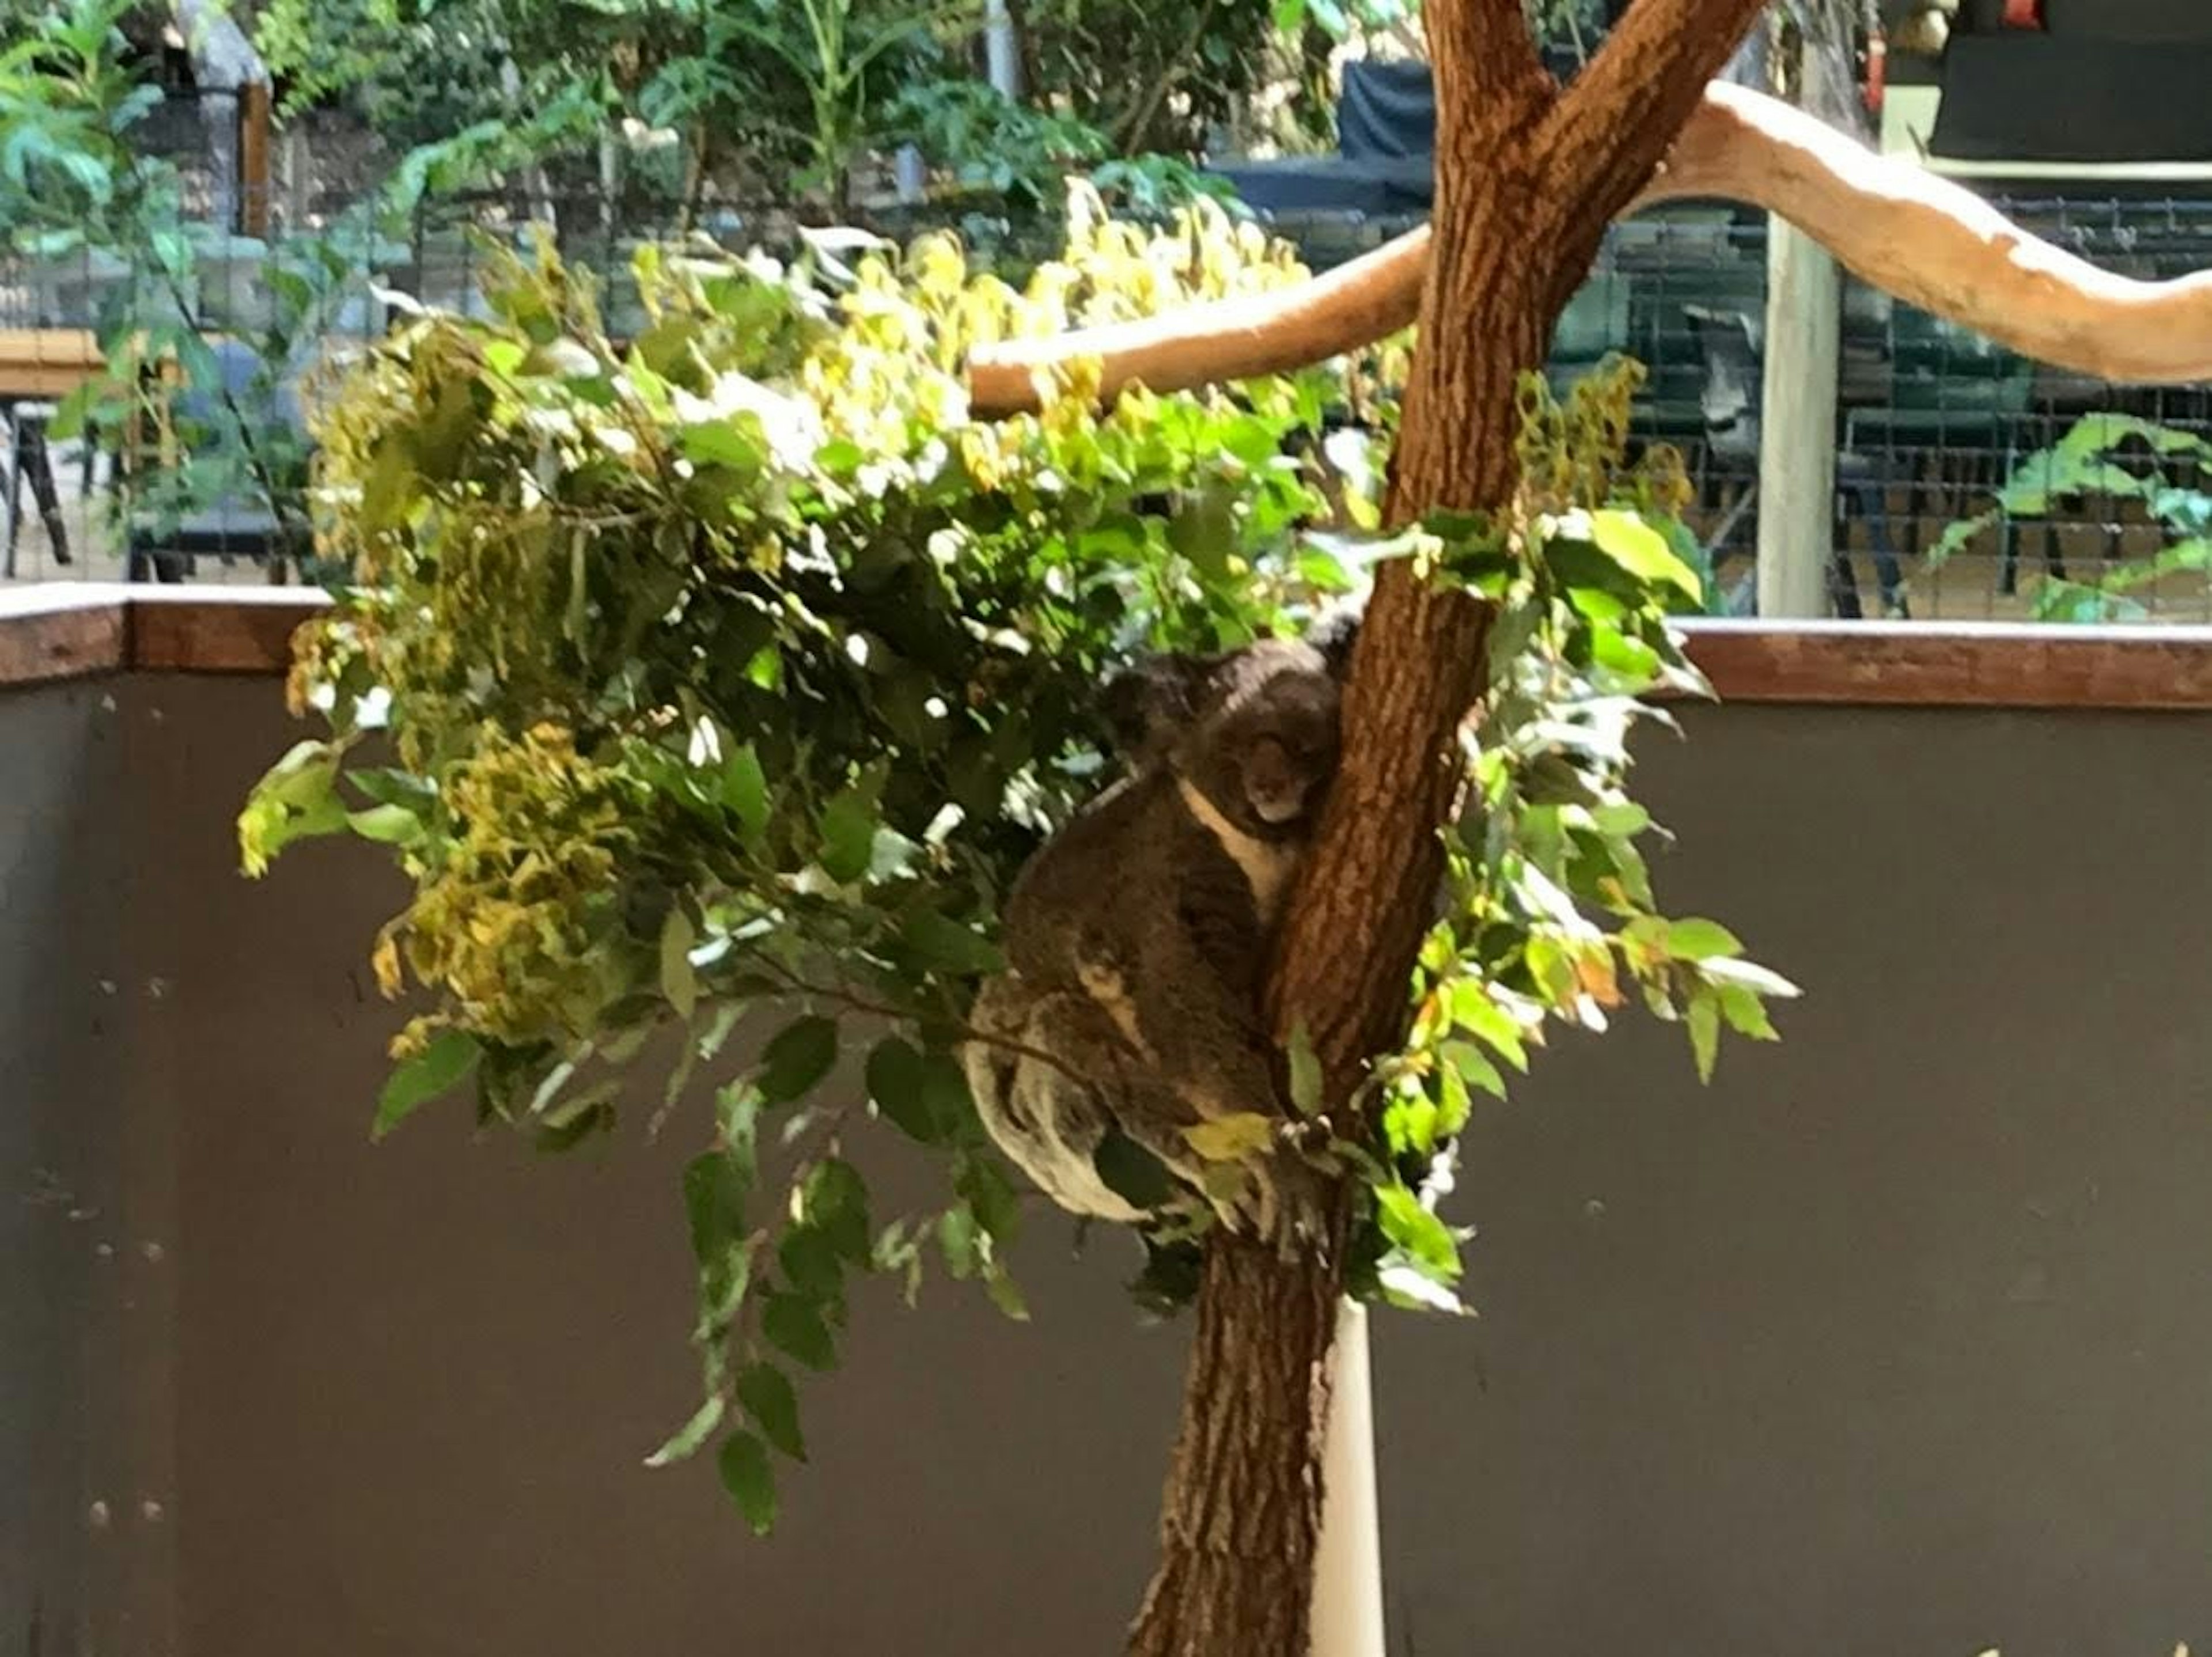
1126;1223;1349;1657
1123;5;1772;1655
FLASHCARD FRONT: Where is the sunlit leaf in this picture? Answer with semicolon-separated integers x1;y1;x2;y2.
1181;1113;1276;1162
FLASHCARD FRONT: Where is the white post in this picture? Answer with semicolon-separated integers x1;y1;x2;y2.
1310;1300;1387;1657
984;0;1021;100
1755;223;1842;619
1753;18;1845;619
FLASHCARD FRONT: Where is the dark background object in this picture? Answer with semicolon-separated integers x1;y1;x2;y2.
1930;36;2212;162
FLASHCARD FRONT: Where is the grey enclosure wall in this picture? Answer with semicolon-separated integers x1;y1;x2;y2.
5;674;2211;1657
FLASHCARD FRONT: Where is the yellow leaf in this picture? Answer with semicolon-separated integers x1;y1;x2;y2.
1574;949;1623;1008
1181;1113;1277;1163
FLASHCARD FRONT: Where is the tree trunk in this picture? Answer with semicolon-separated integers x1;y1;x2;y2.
1123;3;1771;1654
1126;1226;1348;1657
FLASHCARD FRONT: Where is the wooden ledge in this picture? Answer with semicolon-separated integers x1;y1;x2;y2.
1678;619;2212;711
4;587;2212;712
0;587;326;689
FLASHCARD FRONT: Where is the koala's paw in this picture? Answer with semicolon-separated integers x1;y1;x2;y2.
1206;1133;1334;1258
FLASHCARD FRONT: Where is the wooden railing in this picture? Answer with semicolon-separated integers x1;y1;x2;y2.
6;586;2212;710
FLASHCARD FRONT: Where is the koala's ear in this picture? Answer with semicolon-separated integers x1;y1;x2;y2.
1305;602;1362;678
1102;653;1214;759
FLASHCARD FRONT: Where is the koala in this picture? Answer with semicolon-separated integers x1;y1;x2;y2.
963;612;1358;1241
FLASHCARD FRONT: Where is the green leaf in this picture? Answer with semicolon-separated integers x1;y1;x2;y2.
866;1035;941;1143
920;1053;977;1141
684;1151;750;1263
818;786;877;884
723;743;770;839
897;909;1005;975
735;1362;806;1461
1716;983;1779;1041
1687;991;1722;1083
984;1264;1030;1322
1440;1040;1508;1100
1664;917;1743;961
1698;957;1801;999
1168;481;1237;577
802;1158;872;1262
680;419;766;472
777;1227;843;1298
956;1155;1022;1243
1588;509;1702;604
762;1291;836;1371
644;1393;725;1468
757;1015;839;1103
1376;1260;1470;1316
660;907;699;1021
938;1206;983;1279
717;1431;778;1534
372;1031;479;1141
696;1238;753;1344
1376;1184;1459;1276
1448;981;1529;1072
346;803;424;845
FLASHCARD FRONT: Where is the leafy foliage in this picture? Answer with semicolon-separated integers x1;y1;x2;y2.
245;192;1363;1522
888;78;1112;208
1309;364;1798;1315
244;198;1792;1526
1932;413;2212;624
1017;0;1283;153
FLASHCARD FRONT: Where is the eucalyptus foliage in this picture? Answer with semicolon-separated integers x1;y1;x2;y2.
243;193;1793;1526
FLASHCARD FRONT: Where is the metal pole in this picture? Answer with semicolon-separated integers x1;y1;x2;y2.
984;0;1021;100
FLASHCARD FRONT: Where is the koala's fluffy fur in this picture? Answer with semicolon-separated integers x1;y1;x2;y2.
964;614;1357;1237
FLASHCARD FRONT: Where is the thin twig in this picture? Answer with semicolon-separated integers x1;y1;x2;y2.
748;955;1099;1094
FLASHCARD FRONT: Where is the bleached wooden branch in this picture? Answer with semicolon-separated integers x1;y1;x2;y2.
965;82;2212;415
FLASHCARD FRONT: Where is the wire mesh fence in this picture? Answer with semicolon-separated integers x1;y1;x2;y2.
6;92;2212;623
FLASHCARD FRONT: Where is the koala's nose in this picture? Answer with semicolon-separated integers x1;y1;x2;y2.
1245;741;1309;824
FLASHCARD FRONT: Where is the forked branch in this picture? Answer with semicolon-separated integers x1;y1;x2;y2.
965;83;2212;413
1537;0;1767;218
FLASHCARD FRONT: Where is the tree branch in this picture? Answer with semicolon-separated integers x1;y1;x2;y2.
1642;82;2212;384
964;229;1429;416
1536;0;1766;220
967;82;2212;408
1422;0;1547;103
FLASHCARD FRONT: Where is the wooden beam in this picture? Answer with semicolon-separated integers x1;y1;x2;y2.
2;596;2211;714
0;590;124;687
0;329;104;402
238;81;272;238
1679;619;2212;711
125;589;328;673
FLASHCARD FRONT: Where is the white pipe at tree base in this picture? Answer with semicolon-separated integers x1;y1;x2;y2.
1309;1300;1387;1657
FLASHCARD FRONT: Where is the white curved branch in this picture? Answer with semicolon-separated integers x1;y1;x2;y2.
965;83;2212;412
1649;82;2212;385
